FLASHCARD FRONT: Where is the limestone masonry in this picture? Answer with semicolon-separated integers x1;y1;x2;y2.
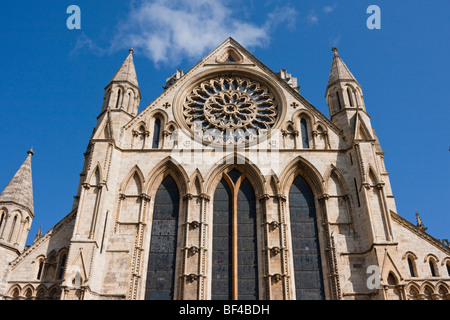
0;38;448;300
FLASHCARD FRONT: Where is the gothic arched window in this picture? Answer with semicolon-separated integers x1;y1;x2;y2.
58;253;67;280
0;211;5;232
429;258;438;277
8;215;17;242
145;175;180;300
212;170;259;300
300;119;309;149
37;258;44;280
407;257;416;277
446;261;450;277
116;89;122;109
347;88;354;107
152;118;162;149
336;91;342;110
289;174;324;300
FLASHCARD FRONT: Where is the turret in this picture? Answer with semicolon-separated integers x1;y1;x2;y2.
0;150;34;254
102;48;141;116
325;47;373;144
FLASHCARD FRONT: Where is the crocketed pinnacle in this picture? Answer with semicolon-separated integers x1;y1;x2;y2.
0;150;34;214
327;47;359;88
109;48;139;88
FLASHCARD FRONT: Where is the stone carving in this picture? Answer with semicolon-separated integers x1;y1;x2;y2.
183;77;278;144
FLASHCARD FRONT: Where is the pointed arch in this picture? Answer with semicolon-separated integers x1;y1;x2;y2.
293;111;313;150
145;157;190;198
7;284;22;300
204;154;266;197
86;163;103;186
367;165;381;186
323;165;350;196
279;156;325;198
266;175;280;196
216;46;244;63
120;165;145;195
207;159;262;300
190;169;204;196
145;174;181;300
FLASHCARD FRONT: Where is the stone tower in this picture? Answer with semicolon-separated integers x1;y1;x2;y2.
0;150;34;294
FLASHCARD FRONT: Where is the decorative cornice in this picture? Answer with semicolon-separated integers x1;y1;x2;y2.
9;209;78;269
390;211;450;255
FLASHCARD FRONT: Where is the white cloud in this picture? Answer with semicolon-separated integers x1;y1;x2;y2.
323;4;337;14
111;0;297;66
307;10;319;24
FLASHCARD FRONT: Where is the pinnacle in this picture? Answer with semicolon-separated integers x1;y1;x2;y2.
109;49;139;88
0;150;34;214
327;47;359;88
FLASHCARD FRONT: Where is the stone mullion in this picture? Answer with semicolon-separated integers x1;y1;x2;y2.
258;194;271;300
376;183;393;242
88;184;104;239
180;193;208;300
318;194;341;300
129;193;150;300
198;193;210;300
277;194;290;300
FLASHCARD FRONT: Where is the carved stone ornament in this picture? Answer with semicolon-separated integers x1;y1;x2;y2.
183;77;278;144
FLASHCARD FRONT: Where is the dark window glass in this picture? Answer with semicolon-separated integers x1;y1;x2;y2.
0;213;4;230
289;175;324;300
446;263;450;277
58;254;67;280
37;261;44;280
227;169;242;185
237;179;258;300
429;260;437;277
145;176;180;300
300;119;309;149
347;88;353;107
336;91;342;110
408;258;416;277
225;55;236;62
116;89;121;109
212;179;233;300
8;216;17;242
152;118;161;149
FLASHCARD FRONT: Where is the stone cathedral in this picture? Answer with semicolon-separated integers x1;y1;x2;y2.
0;38;449;301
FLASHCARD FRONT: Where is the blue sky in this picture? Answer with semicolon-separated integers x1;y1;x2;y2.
0;0;448;245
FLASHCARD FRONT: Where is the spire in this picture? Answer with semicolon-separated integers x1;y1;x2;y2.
327;47;359;88
109;48;139;88
0;150;34;215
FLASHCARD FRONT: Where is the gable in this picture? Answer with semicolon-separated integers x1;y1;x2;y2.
124;38;340;142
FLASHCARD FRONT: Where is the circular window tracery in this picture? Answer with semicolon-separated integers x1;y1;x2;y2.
183;76;278;144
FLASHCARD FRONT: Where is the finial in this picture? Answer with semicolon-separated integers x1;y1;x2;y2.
129;48;134;54
332;47;338;54
416;211;427;231
27;149;34;156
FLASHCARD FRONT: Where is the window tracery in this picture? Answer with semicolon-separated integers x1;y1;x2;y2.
183;77;278;144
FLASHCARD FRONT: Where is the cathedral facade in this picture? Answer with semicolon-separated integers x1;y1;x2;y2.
0;38;449;300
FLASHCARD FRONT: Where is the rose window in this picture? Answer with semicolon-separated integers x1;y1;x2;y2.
183;77;278;144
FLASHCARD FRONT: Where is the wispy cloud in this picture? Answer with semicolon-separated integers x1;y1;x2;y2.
110;0;298;66
71;33;106;56
307;9;319;25
323;4;337;14
306;4;337;25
